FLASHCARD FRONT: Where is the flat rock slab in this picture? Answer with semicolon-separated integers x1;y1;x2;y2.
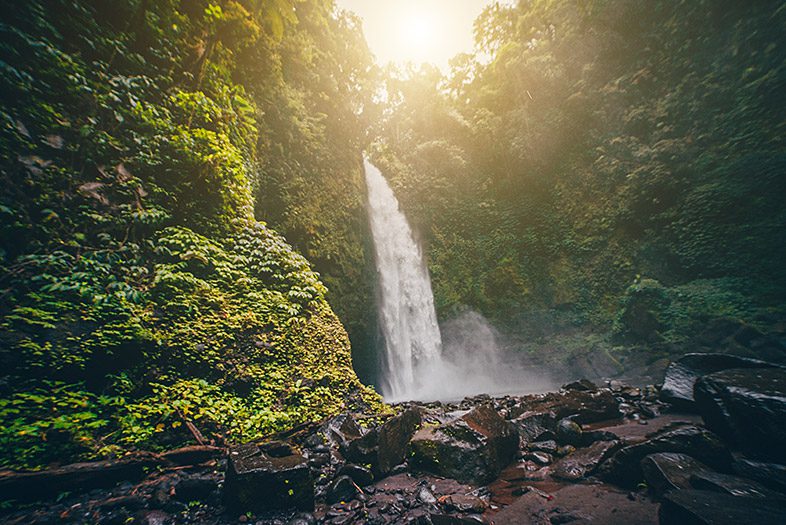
694;367;786;462
551;440;621;481
510;389;620;425
491;483;659;525
660;353;780;410
659;489;786;525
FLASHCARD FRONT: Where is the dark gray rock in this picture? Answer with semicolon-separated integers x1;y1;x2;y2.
529;440;558;454
343;408;422;476
172;475;218;503
409;405;518;485
326;475;357;504
287;513;316;525
660;353;780;410
732;458;786;494
224;442;313;512
562;379;597;392
598;423;732;487
658;489;786;525
551;440;620;481
510;389;620;425
640;452;712;495
555;418;582;446
511;411;557;444
694;367;786;462
337;464;374;486
689;470;776;499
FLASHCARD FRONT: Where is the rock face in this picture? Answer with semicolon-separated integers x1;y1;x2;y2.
598;424;731;487
694;367;786;462
224;442;313;512
659;489;786;525
732;458;786;494
342;408;422;476
660;353;780;409
551;440;621;481
409;405;518;485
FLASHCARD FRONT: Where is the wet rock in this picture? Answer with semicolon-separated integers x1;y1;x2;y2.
530;440;558;454
224;442;313;512
172;475;218;503
555;419;582;446
287;513;316;525
430;514;488;525
689;470;776;498
694;367;786;462
598;423;731;487
731;458;786;493
524;451;553;466
326;475;357;504
409;405;518;485
343;408;422;476
659;489;786;525
324;413;363;449
660;353;780;410
556;445;576;457
338;464;374;486
640;452;712;495
135;510;173;525
551;440;620;481
580;429;619;446
562;379;597;392
417;486;437;504
441;495;488;513
511;390;620;425
511;411;557;443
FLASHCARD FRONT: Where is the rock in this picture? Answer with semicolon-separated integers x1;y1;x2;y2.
511;411;557;444
598;423;731;487
689;470;776;498
441;494;488;513
529;440;558;454
324;414;363;450
660;353;781;410
562;379;597;392
555;418;582;446
326;475;357;504
337;464;374;486
580;429;619;446
172;475;218;502
417;486;437;504
409;405;518;485
523;451;553;466
343;408;421;476
640;453;712;495
659;489;786;525
551;440;620;481
732;458;786;493
694;368;786;462
287;513;316;525
224;442;313;512
510;390;620;425
556;445;576;457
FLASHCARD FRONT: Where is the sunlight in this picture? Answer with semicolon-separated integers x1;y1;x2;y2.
336;0;495;69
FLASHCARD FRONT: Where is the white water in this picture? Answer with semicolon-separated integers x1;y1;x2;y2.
364;159;443;401
365;160;550;402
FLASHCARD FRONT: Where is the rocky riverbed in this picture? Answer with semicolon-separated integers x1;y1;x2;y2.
2;353;786;525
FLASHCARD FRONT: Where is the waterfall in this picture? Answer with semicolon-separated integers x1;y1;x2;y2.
364;159;550;401
364;159;442;401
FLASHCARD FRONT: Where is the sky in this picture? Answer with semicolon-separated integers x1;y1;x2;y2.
334;0;498;70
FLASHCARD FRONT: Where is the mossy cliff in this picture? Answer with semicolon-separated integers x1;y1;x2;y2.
0;0;380;470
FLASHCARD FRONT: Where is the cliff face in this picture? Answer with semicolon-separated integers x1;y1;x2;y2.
0;0;379;469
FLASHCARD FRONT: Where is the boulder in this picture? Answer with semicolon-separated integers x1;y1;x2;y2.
562;379;598;392
732;458;786;494
224;442;313;512
659;489;786;525
555;418;582;446
689;470;776;499
660;353;780;410
409;405;518;485
551;440;620;481
337;464;374;486
640;453;712;495
343;408;421;476
510;390;620;425
694;368;786;462
598;423;731;487
511;411;557;444
326;475;357;504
